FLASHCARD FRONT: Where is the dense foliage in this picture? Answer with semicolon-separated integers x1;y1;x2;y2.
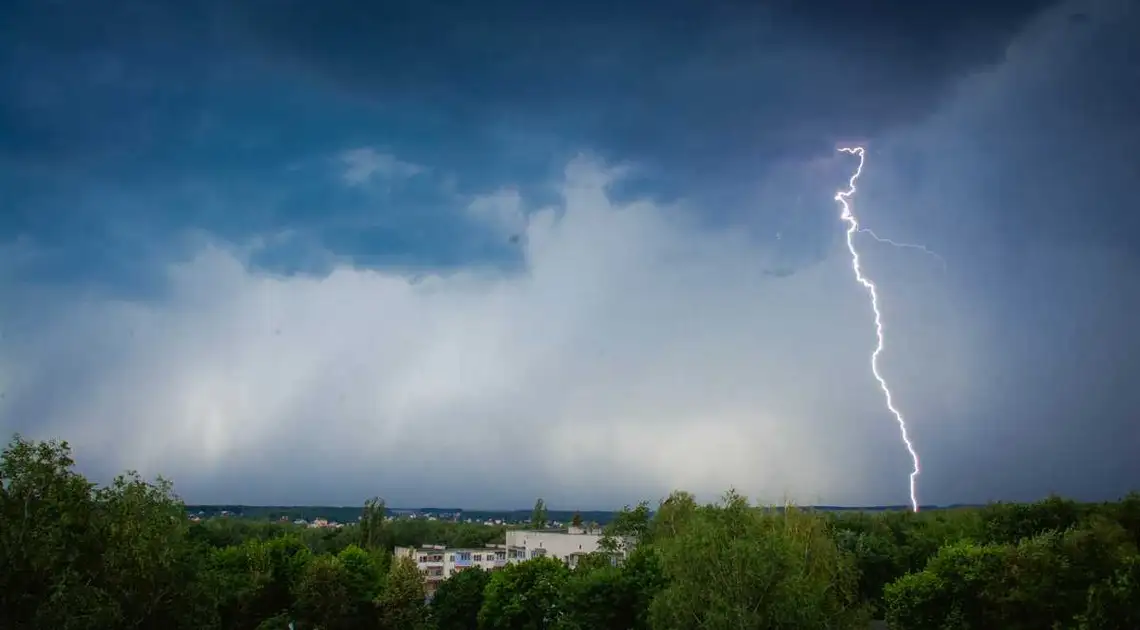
2;434;1137;629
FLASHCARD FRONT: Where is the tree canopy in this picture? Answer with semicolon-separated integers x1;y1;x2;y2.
3;433;1139;629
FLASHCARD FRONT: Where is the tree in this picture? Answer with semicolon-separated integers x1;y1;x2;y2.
479;557;569;629
0;436;108;629
572;552;616;574
337;545;385;609
430;565;490;630
360;497;388;551
94;471;214;629
292;554;355;629
292;545;384;629
1079;553;1140;630
884;522;1137;630
649;491;868;629
978;495;1086;545
13;429;1140;630
648;491;698;543
207;535;311;628
557;566;631;630
530;498;548;530
600;501;651;556
208;540;274;630
0;435;213;630
259;536;314;623
571;512;583;529
557;547;664;630
377;556;427;630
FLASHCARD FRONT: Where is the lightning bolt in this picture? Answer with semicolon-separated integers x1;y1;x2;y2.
835;146;921;512
858;228;947;272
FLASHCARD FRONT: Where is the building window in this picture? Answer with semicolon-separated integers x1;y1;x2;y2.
474;554;483;561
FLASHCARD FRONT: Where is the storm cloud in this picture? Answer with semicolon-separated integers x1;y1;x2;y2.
1;0;1138;509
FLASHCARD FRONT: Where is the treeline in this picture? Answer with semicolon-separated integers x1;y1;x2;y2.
187;514;505;556
187;505;370;523
2;435;1138;629
186;505;619;527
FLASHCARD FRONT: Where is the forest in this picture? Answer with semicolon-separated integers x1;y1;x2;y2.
2;434;1138;629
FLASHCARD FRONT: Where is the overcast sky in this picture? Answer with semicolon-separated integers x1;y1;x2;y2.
2;0;1138;509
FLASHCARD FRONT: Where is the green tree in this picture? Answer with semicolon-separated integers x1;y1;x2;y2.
260;536;313;623
338;544;386;611
208;535;310;627
600;501;651;555
649;491;867;630
360;497;388;551
531;498;548;530
1079;553;1140;630
94;472;214;628
0;435;213;630
0;436;108;629
293;554;355;629
291;545;384;629
571;512;583;529
557;547;664;630
572;552;616;574
648;491;698;543
831;524;899;616
208;540;274;630
377;556;427;629
430;565;490;630
385;518;504;551
978;495;1086;545
479;557;570;629
885;537;1053;630
1106;492;1140;548
884;521;1136;630
557;566;631;630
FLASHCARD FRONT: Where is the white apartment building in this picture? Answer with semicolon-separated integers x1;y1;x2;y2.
394;544;509;596
396;527;630;595
505;527;626;569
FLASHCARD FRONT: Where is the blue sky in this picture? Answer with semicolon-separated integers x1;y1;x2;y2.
2;0;1138;508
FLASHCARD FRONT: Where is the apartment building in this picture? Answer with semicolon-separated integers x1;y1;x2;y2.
393;544;509;597
398;527;631;595
505;527;626;569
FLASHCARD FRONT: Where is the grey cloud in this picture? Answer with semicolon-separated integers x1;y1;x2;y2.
0;153;970;509
3;0;1138;510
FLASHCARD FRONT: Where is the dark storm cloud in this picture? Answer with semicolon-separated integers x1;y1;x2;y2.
852;0;1140;503
0;0;1061;185
223;0;1058;183
0;0;1061;275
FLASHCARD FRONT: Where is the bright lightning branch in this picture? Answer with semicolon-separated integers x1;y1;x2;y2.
835;147;922;512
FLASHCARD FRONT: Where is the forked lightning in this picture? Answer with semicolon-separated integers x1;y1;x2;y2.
858;228;947;271
835;146;922;512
